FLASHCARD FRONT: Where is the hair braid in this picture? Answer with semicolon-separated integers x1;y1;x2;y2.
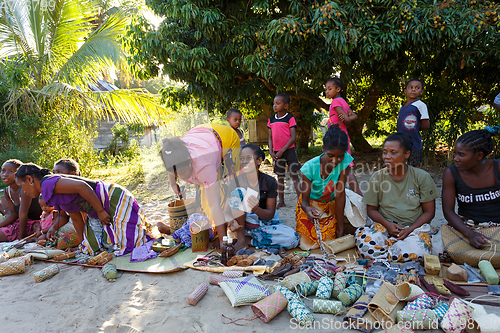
54;158;81;176
324;124;349;151
456;129;495;158
2;159;23;169
15;163;51;180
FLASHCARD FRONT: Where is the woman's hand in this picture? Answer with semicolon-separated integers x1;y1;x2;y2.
468;230;489;249
397;227;412;240
173;184;183;199
97;210;111;225
304;206;321;222
248;195;259;212
228;219;242;232
45;226;57;241
387;222;403;238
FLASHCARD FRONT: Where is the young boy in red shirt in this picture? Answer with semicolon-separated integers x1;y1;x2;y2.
268;93;301;208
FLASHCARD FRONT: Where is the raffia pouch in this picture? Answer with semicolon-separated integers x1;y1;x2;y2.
368;282;405;324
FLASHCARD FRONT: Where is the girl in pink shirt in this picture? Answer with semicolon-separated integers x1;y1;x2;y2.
325;77;362;195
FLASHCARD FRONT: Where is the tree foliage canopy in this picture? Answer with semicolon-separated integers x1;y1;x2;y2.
128;0;500;150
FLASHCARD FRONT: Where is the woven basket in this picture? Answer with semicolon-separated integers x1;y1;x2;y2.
442;224;500;267
168;198;196;232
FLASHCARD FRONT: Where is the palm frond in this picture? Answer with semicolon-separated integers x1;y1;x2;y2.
55;8;130;87
47;0;96;74
4;82;169;126
88;88;169;126
0;1;36;60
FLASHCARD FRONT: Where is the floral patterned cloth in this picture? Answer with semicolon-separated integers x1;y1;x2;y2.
295;195;337;250
0;218;39;241
355;223;436;262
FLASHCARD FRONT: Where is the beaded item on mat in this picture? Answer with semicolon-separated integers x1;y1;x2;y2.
397;309;439;329
313;299;343;314
402;294;435;311
210;274;227;285
295;281;319;297
34;264;59;282
432;300;449;322
251;290;288;323
315;276;334;300
287;297;315;326
187;283;209;306
0;259;26;276
338;283;363;306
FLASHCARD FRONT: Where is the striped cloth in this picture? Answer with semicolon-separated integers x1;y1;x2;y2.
82;182;149;256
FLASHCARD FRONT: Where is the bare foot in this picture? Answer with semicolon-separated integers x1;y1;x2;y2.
156;222;171;235
233;238;248;252
277;201;286;209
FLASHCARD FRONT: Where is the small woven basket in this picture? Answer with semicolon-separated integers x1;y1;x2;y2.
168;198;196;232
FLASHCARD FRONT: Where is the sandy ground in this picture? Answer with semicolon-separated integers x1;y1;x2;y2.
1;161;499;332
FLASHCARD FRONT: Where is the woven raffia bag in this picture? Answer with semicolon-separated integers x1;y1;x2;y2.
442;224;500;267
324;235;355;255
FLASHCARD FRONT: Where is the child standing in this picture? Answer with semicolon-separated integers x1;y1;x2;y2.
226;108;245;145
397;79;430;167
325;77;361;195
268;93;301;208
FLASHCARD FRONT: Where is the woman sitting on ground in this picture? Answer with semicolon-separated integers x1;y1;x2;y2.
0;159;42;241
295;125;352;250
225;144;299;251
15;163;151;256
442;128;500;248
355;133;439;261
159;124;240;248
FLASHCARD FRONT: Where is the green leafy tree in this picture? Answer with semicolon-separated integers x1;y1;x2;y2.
0;0;167;125
127;0;500;151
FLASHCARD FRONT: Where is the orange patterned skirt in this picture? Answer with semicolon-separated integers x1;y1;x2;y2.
295;195;337;250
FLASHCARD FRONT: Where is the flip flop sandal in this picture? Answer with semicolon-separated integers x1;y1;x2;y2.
260;264;293;281
283;267;301;277
159;244;182;257
419;275;439;294
443;279;470;297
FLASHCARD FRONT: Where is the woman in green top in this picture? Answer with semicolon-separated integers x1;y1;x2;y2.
355;133;439;261
295;125;352;250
